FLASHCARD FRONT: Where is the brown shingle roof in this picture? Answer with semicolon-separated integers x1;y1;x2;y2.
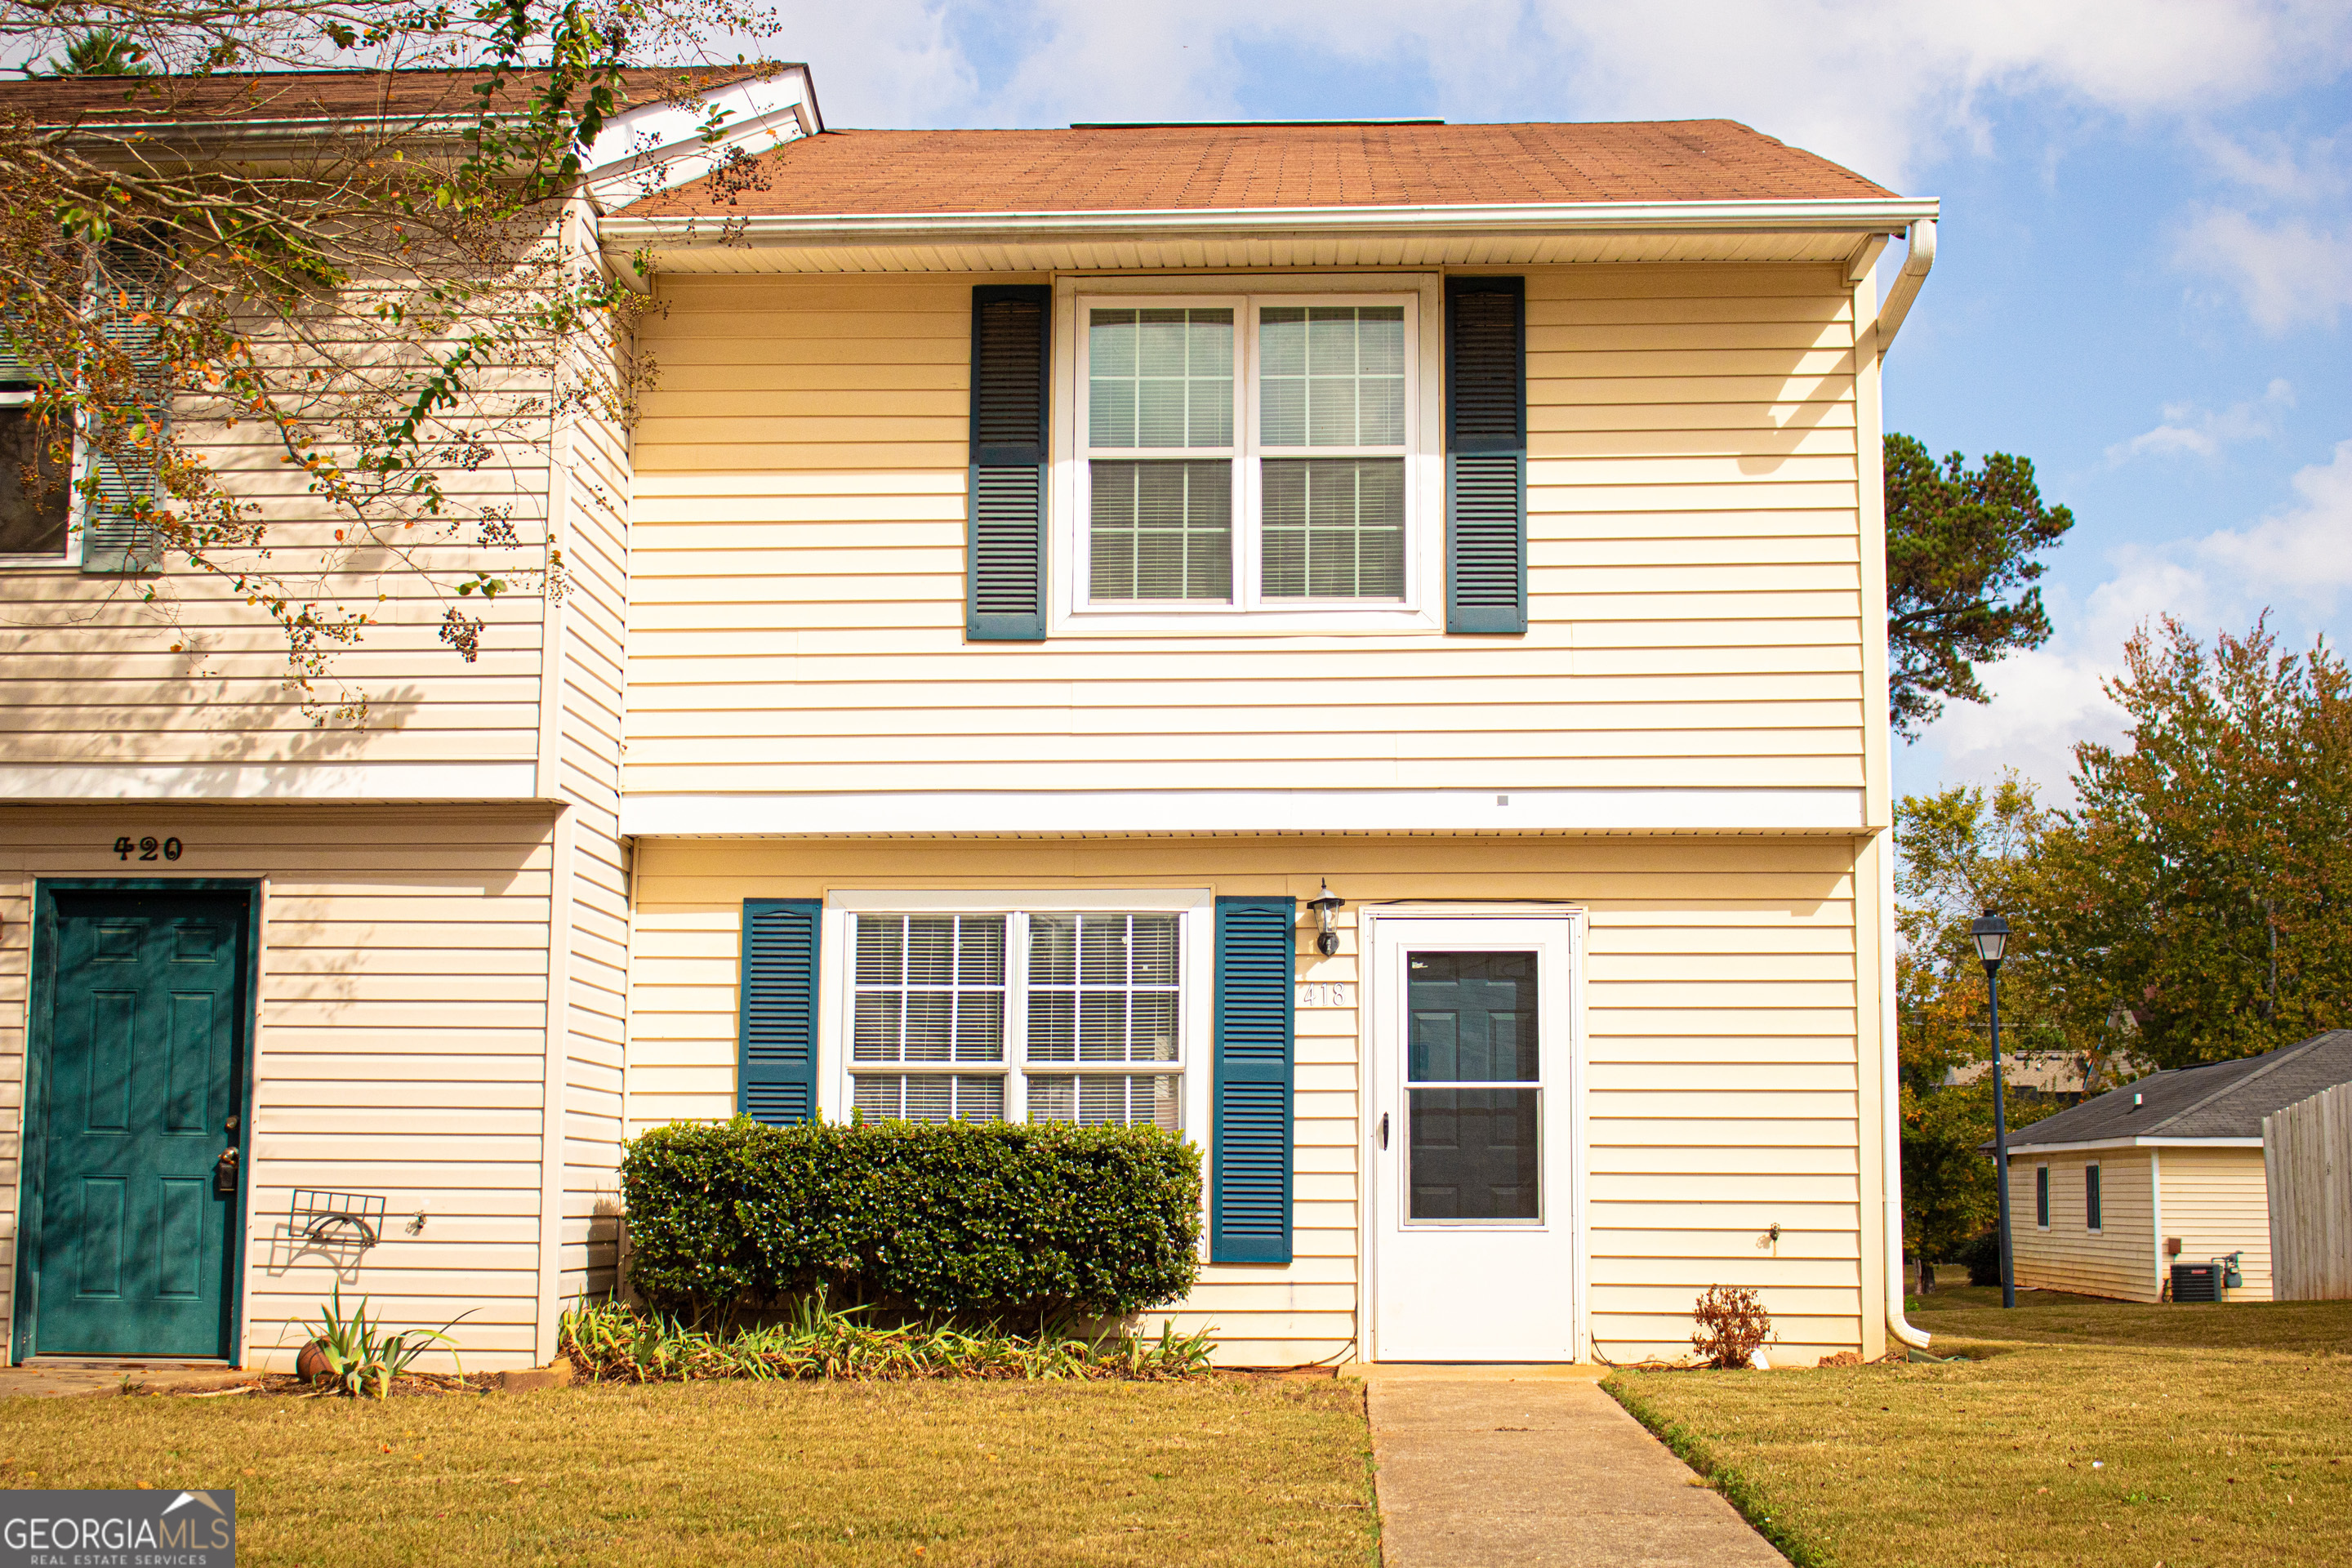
635;119;1895;217
0;66;782;127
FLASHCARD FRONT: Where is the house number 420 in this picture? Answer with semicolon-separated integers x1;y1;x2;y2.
114;835;185;862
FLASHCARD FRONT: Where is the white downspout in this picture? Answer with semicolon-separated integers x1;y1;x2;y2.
1873;224;1936;1351
1873;219;1936;359
1882;840;1933;1352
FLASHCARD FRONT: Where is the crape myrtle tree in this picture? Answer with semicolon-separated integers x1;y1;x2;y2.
1883;434;2074;740
1892;776;2074;1284
0;0;773;719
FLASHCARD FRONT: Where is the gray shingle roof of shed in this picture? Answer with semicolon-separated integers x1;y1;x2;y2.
2006;1031;2352;1149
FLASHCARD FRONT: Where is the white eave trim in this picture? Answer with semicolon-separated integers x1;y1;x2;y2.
2003;1135;2266;1156
599;195;1941;250
618;786;1868;838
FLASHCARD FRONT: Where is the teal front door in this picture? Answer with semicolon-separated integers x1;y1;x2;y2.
23;888;249;1359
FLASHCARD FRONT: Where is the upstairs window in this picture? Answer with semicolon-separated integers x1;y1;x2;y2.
1071;291;1425;619
0;383;69;559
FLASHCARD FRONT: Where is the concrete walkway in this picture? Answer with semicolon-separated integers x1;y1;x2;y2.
1362;1366;1788;1567
0;1361;254;1398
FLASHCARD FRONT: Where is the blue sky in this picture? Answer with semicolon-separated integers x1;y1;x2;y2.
769;0;2352;803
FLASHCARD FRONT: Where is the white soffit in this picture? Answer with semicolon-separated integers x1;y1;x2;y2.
619;786;1869;838
586;65;818;212
2;762;543;802
602;196;1938;275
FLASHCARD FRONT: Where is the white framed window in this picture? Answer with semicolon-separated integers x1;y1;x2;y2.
822;889;1214;1138
1053;274;1444;634
0;385;78;566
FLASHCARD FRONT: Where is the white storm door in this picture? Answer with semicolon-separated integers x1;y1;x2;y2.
1368;915;1579;1361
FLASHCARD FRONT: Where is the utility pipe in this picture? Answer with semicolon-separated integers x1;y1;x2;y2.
1873;219;1936;359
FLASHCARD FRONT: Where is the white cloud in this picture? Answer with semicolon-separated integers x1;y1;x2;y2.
2194;436;2352;600
2189;125;2349;203
785;1;2352;189
2176;207;2352;332
1918;436;2352;796
1522;0;2352;188
2106;378;2295;462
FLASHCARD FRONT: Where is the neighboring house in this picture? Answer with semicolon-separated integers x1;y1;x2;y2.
2;67;1944;1369
1999;1031;2352;1304
1946;1051;2089;1098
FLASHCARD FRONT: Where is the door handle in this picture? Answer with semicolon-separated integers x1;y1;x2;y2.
212;1147;239;1196
1379;1112;1389;1151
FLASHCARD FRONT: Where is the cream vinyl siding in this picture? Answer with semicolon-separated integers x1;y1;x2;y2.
2009;1151;2158;1302
0;412;552;769
0;804;558;1370
2158;1146;2273;1303
624;265;1864;796
546;265;634;1305
627;832;1877;1367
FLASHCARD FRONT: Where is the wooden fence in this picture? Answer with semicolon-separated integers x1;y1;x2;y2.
2264;1083;2352;1301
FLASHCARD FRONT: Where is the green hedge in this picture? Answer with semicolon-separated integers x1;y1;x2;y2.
622;1118;1203;1320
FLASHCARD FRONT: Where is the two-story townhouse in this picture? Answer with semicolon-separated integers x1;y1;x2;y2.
4;69;1940;1371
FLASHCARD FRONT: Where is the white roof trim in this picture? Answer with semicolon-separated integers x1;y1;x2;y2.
584;65;818;211
619;785;1868;838
2005;1136;2266;1156
599;194;1940;252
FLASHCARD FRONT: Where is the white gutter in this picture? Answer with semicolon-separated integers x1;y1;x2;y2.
599;194;1940;248
2004;1135;2264;1156
1873;218;1936;358
1880;840;1934;1352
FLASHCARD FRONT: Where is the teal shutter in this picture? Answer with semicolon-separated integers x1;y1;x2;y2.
84;248;167;574
967;284;1050;640
1445;276;1526;634
738;899;821;1125
1211;896;1295;1264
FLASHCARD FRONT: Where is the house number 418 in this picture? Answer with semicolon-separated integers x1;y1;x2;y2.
114;835;185;862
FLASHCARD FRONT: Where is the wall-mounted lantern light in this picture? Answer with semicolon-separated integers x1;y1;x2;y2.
1307;881;1345;958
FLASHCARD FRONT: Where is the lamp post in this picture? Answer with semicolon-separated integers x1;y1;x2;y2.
1971;909;2016;1309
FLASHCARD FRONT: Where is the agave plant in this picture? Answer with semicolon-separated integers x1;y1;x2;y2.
301;1285;469;1398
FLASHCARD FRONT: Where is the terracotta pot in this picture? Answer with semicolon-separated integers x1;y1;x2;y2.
296;1341;333;1385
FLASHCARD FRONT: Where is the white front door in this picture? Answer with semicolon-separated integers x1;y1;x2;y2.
1366;915;1580;1361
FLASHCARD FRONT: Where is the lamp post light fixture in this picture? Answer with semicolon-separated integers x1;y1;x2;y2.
1971;908;2016;1309
1307;882;1345;958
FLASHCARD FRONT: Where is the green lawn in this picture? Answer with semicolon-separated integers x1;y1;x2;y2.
0;1378;1379;1567
1607;1294;2352;1568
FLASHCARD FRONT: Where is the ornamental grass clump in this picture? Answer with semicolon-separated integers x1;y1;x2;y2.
621;1117;1202;1322
560;1295;1216;1383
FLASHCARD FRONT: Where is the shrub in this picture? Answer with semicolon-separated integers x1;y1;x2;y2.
1960;1227;2003;1286
621;1117;1202;1321
1690;1285;1775;1370
560;1295;1215;1383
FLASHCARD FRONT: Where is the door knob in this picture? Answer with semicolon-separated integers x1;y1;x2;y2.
212;1147;239;1196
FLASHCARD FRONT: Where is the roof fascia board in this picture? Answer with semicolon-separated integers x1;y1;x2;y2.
585;65;817;212
599;195;1941;249
2002;1135;2266;1156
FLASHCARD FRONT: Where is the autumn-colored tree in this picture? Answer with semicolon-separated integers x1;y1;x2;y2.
1884;434;2074;739
0;2;773;717
1893;777;2089;1272
2025;617;2352;1067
